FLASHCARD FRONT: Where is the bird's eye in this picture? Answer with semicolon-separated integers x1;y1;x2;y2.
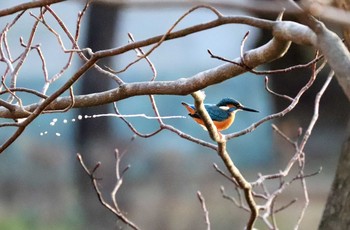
219;106;230;110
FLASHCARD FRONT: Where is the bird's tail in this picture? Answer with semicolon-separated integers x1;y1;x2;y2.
181;102;196;115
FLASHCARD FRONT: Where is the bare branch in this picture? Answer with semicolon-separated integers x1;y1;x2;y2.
271;124;298;147
294;70;334;229
0;0;65;17
0;34;291;122
265;77;293;101
213;163;238;186
77;153;140;230
191;90;258;229
197;191;211;230
226;53;325;140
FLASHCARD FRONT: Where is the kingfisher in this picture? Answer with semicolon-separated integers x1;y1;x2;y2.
181;98;259;131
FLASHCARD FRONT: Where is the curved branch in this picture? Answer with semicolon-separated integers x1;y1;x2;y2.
284;1;350;101
314;22;350;101
0;35;291;119
3;7;328;152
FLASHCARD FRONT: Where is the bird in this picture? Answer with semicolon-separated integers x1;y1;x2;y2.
181;98;259;131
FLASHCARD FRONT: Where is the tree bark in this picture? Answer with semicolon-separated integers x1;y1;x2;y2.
318;122;350;229
318;2;350;229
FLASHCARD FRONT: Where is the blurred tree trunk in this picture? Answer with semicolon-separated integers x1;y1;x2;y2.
318;1;350;229
318;123;350;229
254;8;350;229
75;2;119;229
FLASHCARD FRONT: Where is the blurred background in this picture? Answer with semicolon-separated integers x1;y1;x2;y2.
0;1;349;229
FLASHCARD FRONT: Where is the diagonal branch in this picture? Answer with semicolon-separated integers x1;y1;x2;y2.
0;35;291;120
0;0;65;17
191;91;258;229
77;153;140;230
197;191;211;230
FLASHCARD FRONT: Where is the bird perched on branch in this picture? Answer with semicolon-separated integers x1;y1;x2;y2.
181;98;259;131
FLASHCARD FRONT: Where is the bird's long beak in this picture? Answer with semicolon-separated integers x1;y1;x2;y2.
241;106;259;113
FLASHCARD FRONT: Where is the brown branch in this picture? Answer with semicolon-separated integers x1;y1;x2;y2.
0;34;291;122
0;0;65;17
162;123;217;150
197;191;211;230
44;86;75;113
220;186;249;212
77;153;140;230
191;91;258;229
249;60;321;187
19;36;49;85
191;91;222;142
265;77;293;102
10;10;44;92
127;33;158;81
43;5;124;85
213;163;239;186
0;12;25;75
0;56;97;153
293;70;334;229
0;5;311;154
286;1;350;101
298;70;334;153
225;54;325;141
0;87;47;99
112;148;131;213
208;44;323;76
209;54;327;229
112;90;216;149
271;124;298;147
0;122;20;128
108;5;223;74
0;98;16;112
113;102;163;138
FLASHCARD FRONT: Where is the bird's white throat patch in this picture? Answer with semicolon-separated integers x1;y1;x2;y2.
219;106;230;110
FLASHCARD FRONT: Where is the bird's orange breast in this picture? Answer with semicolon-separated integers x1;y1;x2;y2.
213;113;235;131
192;113;236;131
182;102;237;131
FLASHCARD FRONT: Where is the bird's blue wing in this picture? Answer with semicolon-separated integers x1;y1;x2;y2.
182;102;230;121
205;105;230;121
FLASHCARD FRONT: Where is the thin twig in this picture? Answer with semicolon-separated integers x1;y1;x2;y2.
108;5;224;74
197;191;211;230
9;9;44;102
77;153;140;230
220;186;249;212
293;70;334;230
44;5;125;85
213;163;239;186
265;76;293;101
271;123;298;147
0;0;64;17
226;53;326;140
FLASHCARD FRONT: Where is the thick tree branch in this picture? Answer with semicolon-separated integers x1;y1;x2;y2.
0;35;291;119
285;0;350;101
0;0;65;17
96;0;350;27
313;22;350;100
